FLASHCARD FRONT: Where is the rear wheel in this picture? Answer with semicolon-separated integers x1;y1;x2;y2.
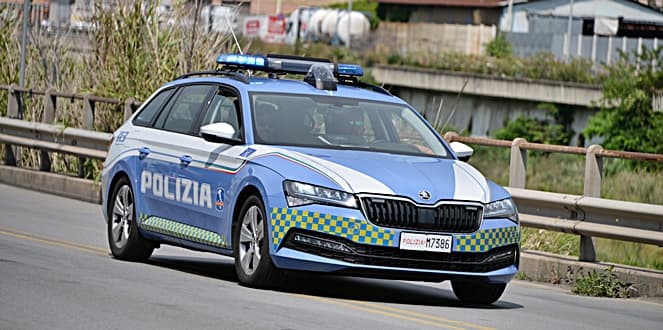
107;177;154;261
233;195;280;287
451;280;506;305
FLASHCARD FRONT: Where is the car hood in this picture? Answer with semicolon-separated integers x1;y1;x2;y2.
248;145;490;204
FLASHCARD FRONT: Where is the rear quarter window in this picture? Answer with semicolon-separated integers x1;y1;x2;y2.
132;88;174;127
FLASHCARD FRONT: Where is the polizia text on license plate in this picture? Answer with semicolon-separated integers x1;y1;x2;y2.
399;232;452;253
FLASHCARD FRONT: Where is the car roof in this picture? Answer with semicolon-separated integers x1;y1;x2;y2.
160;76;408;105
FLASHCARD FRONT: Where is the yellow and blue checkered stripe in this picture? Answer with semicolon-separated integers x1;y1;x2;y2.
140;214;228;248
271;208;395;249
270;208;519;253
454;226;519;252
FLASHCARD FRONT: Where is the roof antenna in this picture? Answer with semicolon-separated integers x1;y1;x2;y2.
433;98;444;129
225;8;242;54
441;78;469;133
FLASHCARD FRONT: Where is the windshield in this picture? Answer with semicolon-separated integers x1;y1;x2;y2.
250;93;449;158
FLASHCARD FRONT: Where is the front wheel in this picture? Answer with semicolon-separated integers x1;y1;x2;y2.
451;280;506;305
107;177;154;261
233;195;280;287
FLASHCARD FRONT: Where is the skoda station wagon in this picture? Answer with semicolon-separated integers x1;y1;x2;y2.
101;54;520;305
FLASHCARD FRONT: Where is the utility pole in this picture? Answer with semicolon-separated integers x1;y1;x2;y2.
565;0;575;60
19;0;30;87
506;0;514;32
347;0;352;49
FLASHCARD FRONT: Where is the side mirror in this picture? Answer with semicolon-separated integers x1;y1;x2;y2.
450;141;473;162
200;122;241;145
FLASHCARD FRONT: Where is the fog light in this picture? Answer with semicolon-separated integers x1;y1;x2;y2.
293;233;352;253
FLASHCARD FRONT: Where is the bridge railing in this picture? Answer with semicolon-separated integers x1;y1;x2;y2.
443;132;663;261
0;84;140;177
0;85;661;263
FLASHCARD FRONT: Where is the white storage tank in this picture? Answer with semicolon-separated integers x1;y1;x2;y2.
336;11;370;45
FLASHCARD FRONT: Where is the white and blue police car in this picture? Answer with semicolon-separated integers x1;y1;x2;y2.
101;54;520;304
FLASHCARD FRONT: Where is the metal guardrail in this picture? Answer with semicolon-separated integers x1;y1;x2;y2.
1;84;138;176
443;132;663;261
0;86;662;264
0;117;111;160
507;188;663;247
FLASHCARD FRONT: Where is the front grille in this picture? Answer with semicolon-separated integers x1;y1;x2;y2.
283;230;517;273
360;197;482;233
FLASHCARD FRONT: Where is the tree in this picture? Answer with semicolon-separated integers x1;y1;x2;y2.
495;103;573;145
584;47;663;165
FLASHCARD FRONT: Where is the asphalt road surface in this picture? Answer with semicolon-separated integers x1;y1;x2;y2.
1;184;661;330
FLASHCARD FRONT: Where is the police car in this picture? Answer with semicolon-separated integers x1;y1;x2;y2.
101;54;519;305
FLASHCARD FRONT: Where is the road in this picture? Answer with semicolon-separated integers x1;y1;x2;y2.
0;184;661;330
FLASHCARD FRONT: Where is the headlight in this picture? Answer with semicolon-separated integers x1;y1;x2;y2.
484;198;518;223
283;180;357;208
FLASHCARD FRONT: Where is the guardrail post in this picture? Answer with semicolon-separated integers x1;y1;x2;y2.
509;138;527;188
39;88;57;171
579;144;603;262
124;98;135;122
82;94;95;130
79;94;96;178
7;84;20;118
4;84;22;166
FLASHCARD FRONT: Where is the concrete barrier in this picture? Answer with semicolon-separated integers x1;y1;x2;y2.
373;65;603;106
0;165;101;204
520;251;663;298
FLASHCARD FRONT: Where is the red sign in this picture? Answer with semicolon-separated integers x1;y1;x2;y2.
267;15;285;34
245;20;260;34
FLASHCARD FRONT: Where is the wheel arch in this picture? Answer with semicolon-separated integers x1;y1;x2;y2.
231;185;263;239
105;170;131;223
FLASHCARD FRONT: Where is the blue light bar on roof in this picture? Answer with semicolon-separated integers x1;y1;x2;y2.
336;63;364;77
216;53;363;77
216;54;267;70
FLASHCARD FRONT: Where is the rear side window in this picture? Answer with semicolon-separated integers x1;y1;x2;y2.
160;85;214;134
132;88;174;127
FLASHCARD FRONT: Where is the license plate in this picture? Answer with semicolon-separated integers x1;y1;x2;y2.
399;232;452;253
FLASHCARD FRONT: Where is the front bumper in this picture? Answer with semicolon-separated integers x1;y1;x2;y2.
269;206;520;283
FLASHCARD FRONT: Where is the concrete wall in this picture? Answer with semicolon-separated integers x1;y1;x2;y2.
373;66;601;144
373;22;496;55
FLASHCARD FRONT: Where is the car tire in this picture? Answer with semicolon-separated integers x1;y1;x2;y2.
233;195;280;287
451;280;506;305
107;176;154;261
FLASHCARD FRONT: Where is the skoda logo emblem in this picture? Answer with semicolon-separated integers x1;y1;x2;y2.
418;190;431;200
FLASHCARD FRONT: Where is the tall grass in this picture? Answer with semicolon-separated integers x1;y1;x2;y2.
0;1;234;178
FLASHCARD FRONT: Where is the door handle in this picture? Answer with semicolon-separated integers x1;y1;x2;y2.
180;155;192;166
139;147;150;159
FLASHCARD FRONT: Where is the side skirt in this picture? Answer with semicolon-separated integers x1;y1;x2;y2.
138;214;233;256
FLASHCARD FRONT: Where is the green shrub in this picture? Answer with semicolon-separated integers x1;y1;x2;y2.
494;103;572;145
486;35;513;58
572;267;633;298
584;47;663;170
